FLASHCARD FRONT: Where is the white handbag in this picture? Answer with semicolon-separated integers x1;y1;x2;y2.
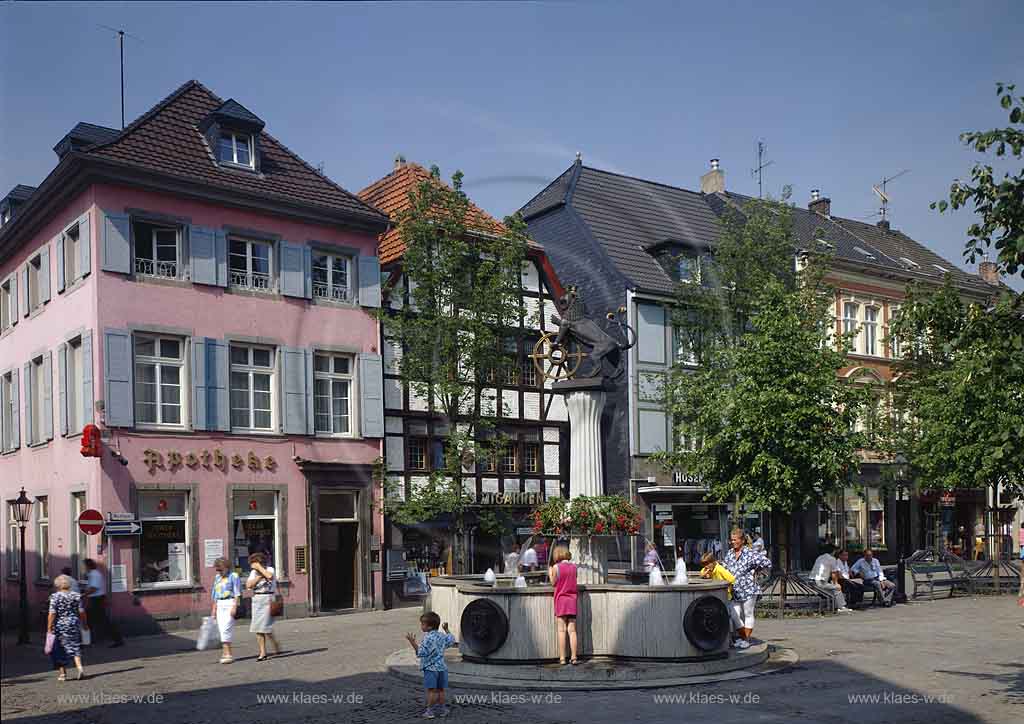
80;626;92;646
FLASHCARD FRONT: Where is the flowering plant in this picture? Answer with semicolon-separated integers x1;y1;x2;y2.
531;495;642;536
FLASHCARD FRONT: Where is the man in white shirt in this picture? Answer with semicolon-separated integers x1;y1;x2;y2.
520;545;538;571
84;559;124;646
834;550;864;608
851;549;895;606
809;550;852;613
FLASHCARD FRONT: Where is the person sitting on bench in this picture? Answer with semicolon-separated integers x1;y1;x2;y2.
851;549;895;606
810;549;853;613
834;550;864;608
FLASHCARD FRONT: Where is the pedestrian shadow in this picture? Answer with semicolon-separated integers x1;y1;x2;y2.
82;665;146;680
933;662;1024;703
265;648;328;660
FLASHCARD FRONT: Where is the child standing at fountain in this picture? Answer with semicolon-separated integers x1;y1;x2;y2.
548;544;579;665
405;611;456;718
700;552;736;598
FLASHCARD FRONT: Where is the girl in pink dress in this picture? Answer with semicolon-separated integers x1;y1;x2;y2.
548;544;579;665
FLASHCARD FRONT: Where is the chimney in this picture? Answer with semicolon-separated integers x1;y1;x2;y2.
876;219;890;231
393;154;406;170
700;159;725;194
978;259;1000;286
808;189;831;216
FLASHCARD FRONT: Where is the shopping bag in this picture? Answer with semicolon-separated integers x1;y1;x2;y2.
196;616;216;650
80;626;92;646
269;595;284;617
44;632;56;655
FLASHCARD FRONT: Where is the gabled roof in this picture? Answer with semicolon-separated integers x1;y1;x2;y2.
86;80;385;225
520;160;993;296
53;122;121;155
357;161;510;265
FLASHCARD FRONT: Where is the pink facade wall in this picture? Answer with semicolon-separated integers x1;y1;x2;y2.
2;182;385;629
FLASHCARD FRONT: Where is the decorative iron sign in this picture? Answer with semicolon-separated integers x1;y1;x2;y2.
683;595;730;652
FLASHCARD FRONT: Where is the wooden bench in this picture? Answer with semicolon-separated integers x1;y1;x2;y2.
908;562;963;599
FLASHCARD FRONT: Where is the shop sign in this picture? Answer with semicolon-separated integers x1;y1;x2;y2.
143;448;278;475
940;493;956;508
672;471;704;485
473;492;543;506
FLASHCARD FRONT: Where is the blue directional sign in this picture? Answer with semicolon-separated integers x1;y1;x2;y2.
105;520;142;536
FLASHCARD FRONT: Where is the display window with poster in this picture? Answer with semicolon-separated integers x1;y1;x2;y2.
138;492;190;587
232;491;280;574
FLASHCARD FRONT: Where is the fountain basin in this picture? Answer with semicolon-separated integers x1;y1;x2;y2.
427;577;733;663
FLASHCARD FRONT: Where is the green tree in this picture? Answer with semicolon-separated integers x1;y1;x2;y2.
932;82;1024;276
380;166;530;573
657;199;866;557
890;280;1024;500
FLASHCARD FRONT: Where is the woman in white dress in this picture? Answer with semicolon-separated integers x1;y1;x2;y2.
245;552;281;661
210;558;240;664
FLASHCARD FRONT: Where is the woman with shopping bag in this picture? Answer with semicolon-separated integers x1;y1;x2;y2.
47;574;88;681
245;552;281;661
210;558;241;664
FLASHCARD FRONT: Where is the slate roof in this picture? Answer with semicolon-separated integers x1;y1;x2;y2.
357;161;514;266
86;80;385;226
4;185;37;203
520;161;993;296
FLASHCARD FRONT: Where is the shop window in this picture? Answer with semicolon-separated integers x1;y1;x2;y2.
135;334;186;427
866;488;886;547
6;501;20;578
71;492;87;577
232;491;279;574
138;492;189;586
843;490;863;546
133;220;181;279
35;496;48;580
230;344;275;431
313;352;352;435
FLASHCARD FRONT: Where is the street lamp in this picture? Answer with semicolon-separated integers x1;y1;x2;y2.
893;453;909;604
13;487;33;645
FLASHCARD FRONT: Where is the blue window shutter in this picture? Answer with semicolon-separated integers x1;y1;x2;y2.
9;273;17;325
21;266;29;316
101;212;131;274
281;347;310;434
103;328;134;427
215;231;228;287
358;256;381;308
191;338;208;430
280;242;308;299
56;235;66;293
39;246;51;304
208;339;230;431
78;213;92;278
58;343;68;436
23;362;33;446
305;349;314;434
10;367;19;449
189;226;218;286
42;351;53;441
358;352;384;437
303;247;313;299
81;330;94;428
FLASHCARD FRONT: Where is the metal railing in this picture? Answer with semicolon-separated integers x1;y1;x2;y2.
312;282;350;302
231;270;272;291
135;258;178;279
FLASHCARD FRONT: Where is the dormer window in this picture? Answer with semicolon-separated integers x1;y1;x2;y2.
218;131;254;168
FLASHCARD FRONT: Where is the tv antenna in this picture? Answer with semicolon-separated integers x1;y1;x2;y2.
871;169;910;223
750;140;774;198
98;25;144;129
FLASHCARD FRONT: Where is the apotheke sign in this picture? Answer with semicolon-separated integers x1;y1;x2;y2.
143;448;278;475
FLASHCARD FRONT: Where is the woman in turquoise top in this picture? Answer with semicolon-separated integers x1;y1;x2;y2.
210;558;241;664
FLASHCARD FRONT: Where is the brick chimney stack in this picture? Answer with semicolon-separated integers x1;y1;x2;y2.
700;159;725;194
808;189;831;217
978;259;1000;286
394;154;406;170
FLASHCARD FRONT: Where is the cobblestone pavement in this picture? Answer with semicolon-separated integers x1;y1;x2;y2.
1;595;1020;724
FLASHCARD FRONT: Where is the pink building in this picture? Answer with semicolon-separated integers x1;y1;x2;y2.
0;81;389;634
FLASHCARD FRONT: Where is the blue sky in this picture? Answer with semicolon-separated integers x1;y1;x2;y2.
2;1;1022;290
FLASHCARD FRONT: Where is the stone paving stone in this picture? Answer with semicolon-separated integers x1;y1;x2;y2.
1;596;1020;724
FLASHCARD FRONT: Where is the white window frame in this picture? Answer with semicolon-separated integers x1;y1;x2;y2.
133;334;187;429
137;491;191;589
842;302;860;353
230;344;276;432
0;371;14;452
524;441;540;473
218;131;254;169
0;277;12;332
408;437;428;471
6;502;20;578
70;492;87;578
313;352;354;437
311;251;353;303
500;444;518;474
863;306;879;356
229;238;274;292
888;304;902;359
134;223;182;279
63;223;80;285
35;496;48;581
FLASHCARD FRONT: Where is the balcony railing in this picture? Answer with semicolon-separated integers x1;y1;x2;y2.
135;258;178;279
312;282;351;302
231;270;272;291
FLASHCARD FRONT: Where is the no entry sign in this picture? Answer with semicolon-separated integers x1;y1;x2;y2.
78;509;105;536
